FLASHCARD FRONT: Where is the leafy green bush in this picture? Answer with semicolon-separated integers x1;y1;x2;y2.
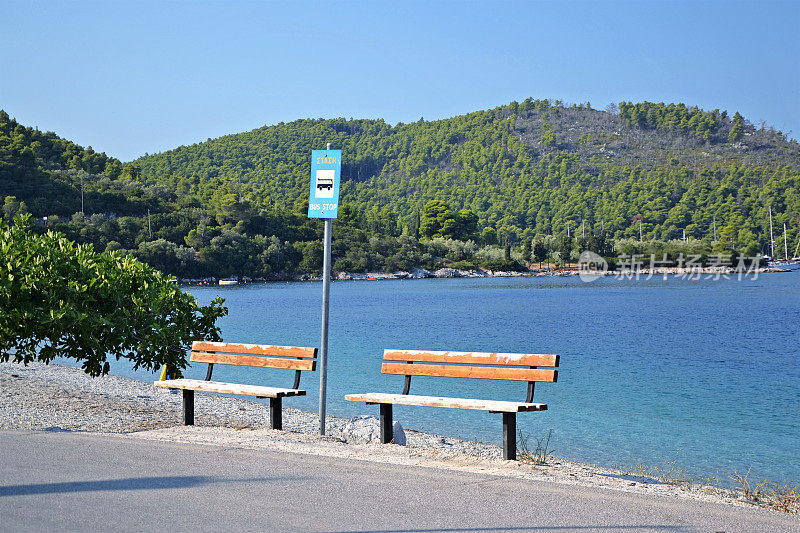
0;216;227;377
448;260;477;270
479;258;523;272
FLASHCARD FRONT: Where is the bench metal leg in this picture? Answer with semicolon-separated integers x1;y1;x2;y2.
502;412;516;460
182;389;195;426
269;397;282;430
379;404;393;444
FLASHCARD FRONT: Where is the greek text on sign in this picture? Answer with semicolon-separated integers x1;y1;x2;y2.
308;149;341;219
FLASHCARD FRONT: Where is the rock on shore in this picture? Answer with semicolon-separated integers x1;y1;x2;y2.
342;415;406;445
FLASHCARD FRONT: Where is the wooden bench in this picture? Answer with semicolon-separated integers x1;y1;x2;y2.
345;349;559;460
154;341;317;430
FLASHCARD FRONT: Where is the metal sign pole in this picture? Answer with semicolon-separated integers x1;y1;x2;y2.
319;217;332;434
318;143;333;435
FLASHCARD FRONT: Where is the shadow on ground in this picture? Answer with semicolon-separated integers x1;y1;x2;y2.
0;475;304;497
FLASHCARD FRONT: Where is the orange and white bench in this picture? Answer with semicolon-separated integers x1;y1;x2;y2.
346;349;559;460
155;341;317;430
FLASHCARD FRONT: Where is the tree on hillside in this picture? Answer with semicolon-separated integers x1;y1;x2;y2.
729;112;745;143
522;239;532;266
0;216;227;377
481;227;498;246
541;128;556;147
558;235;573;266
3;196;28;220
421;201;479;241
421;200;453;239
587;231;613;257
453;209;479;241
533;241;548;269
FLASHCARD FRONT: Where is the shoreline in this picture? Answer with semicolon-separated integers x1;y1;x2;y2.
179;264;794;286
2;361;796;516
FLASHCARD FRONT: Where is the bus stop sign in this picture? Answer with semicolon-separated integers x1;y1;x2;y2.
308;149;341;219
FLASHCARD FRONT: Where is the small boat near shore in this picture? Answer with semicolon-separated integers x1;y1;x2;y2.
767;260;800;271
218;279;239;286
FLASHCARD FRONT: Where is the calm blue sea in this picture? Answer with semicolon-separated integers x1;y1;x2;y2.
98;274;800;483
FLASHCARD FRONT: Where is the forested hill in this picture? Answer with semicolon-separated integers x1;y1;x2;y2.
2;100;799;279
133;99;799;244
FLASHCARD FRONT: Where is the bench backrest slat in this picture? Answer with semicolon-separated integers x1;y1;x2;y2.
381;349;558;383
191;352;315;371
192;341;317;358
383;350;558;367
381;362;556;382
190;341;317;372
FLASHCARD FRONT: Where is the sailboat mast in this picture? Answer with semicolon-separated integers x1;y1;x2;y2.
768;206;775;258
784;223;789;261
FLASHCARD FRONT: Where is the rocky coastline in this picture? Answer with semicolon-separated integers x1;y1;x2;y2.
177;264;792;286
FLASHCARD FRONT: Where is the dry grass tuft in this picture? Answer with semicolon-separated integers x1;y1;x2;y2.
622;454;693;487
517;429;554;465
731;468;800;514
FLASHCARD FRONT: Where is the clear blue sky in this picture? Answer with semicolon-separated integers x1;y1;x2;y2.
2;1;798;162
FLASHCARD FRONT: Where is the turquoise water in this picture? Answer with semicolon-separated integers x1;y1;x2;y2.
112;274;800;483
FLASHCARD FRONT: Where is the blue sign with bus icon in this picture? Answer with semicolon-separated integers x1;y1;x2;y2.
308;149;341;219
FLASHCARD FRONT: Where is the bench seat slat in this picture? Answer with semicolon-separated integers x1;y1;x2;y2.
155;379;305;398
384;350;558;367
381;363;557;382
190;352;316;371
344;393;547;413
191;341;317;359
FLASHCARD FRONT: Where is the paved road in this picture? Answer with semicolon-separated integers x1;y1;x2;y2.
0;431;796;532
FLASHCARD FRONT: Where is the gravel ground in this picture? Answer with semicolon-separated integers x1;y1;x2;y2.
0;361;507;456
3;360;792;518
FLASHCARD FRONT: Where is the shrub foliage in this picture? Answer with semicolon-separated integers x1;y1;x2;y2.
0;216;227;376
